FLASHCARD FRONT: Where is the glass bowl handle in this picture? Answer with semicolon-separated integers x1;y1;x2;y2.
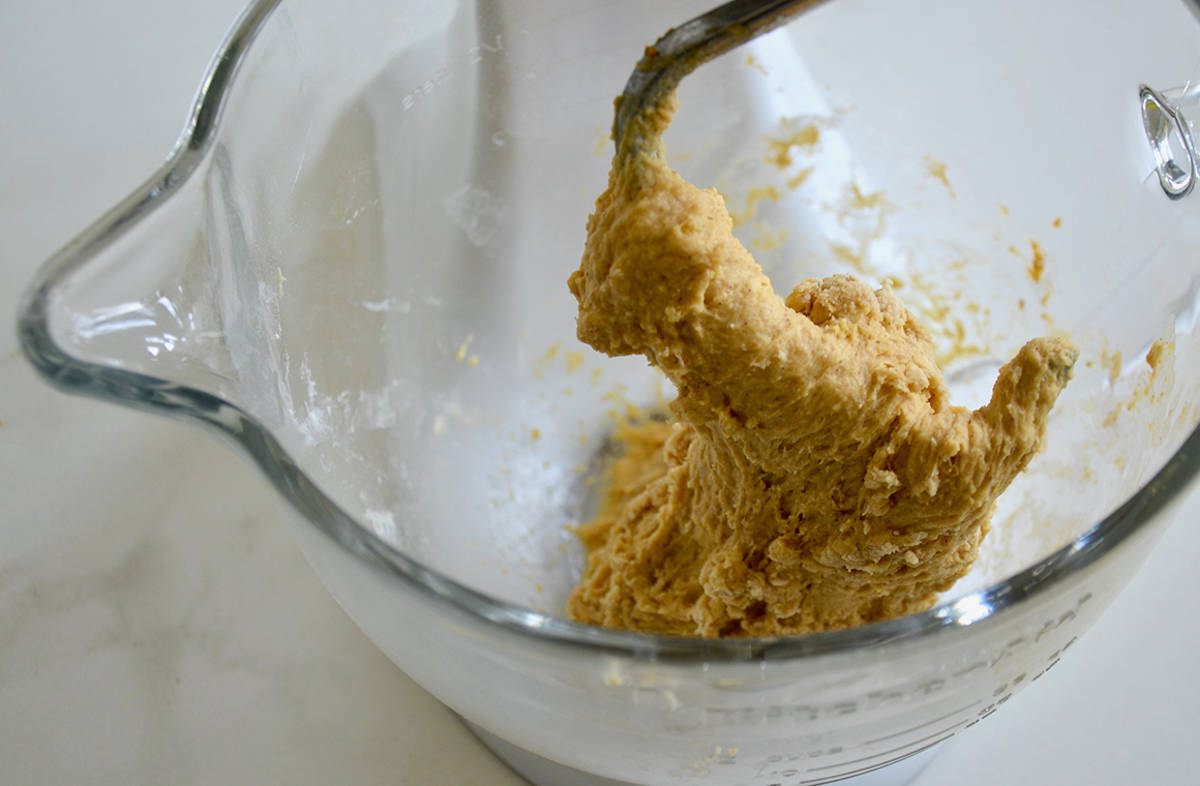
1140;82;1200;200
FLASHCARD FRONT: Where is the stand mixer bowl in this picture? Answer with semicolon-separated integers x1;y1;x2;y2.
17;1;1200;783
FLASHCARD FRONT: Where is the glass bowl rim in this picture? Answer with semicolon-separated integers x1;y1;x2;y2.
16;0;1200;663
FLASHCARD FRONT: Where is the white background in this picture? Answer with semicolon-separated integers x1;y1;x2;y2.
0;1;1197;784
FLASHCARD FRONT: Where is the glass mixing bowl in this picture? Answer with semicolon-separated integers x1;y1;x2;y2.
17;0;1200;783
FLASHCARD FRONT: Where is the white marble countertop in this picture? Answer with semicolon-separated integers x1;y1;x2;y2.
2;2;1198;784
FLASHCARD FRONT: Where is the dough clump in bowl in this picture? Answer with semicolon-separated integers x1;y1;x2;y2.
566;92;1078;638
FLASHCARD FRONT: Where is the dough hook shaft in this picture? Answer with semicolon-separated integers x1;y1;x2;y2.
613;0;833;153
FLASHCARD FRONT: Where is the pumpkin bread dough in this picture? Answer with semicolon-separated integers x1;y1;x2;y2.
566;92;1077;638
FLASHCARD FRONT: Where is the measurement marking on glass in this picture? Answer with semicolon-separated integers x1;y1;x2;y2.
807;722;968;772
861;699;980;745
793;734;958;784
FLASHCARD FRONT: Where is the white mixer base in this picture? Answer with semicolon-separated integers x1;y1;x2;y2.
464;719;941;786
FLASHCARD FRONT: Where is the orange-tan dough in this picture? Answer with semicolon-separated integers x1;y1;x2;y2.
566;92;1077;638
